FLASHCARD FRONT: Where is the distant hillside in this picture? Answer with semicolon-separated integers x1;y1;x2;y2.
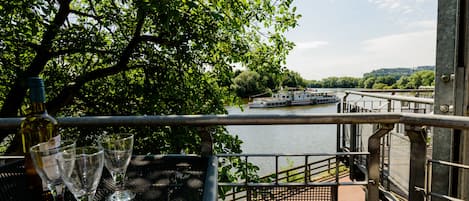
363;65;435;77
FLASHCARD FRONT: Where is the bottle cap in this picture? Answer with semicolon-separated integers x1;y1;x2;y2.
27;77;46;102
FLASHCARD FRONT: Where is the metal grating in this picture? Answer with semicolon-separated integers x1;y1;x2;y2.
0;155;208;201
248;186;336;201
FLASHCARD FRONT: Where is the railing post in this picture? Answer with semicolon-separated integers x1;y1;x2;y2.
337;103;342;152
387;99;392;112
367;124;394;201
405;125;427;201
197;127;213;156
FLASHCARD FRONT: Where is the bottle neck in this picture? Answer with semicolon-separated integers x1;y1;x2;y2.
28;78;47;114
31;102;47;114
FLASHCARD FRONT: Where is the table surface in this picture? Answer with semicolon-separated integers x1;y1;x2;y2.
0;155;210;201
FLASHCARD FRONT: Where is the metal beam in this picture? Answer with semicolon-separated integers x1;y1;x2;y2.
434;0;467;199
406;125;428;201
345;91;434;104
1;113;469;128
367;124;394;201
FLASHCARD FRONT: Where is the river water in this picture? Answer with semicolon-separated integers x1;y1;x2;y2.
225;102;340;175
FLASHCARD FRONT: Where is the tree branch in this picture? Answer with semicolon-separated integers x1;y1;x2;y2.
138;35;179;46
70;9;103;22
46;63;145;115
51;48;117;57
46;10;148;115
0;0;72;118
1;0;73;152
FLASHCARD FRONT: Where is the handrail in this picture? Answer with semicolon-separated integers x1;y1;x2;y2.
352;89;434;93
2;113;467;200
1;112;468;129
345;91;434;104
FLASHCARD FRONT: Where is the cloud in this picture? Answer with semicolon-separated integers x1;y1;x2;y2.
295;41;329;49
407;20;437;30
361;30;436;67
368;0;424;14
369;0;402;9
286;30;436;80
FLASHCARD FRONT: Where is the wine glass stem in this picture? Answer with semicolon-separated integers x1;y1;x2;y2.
48;183;65;201
77;194;95;201
112;171;126;190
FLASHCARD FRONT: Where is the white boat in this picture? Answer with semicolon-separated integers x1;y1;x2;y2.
248;89;339;108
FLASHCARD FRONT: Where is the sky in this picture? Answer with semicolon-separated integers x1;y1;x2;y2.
285;0;438;80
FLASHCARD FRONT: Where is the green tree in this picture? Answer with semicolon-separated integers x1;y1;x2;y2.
375;75;398;86
395;76;410;89
372;83;390;89
232;71;265;98
282;70;306;88
0;0;299;146
363;77;376;89
0;0;300;188
321;77;339;88
406;70;434;89
336;77;360;88
307;80;322;88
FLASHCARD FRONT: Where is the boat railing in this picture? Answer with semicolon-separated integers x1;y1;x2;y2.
1;113;468;200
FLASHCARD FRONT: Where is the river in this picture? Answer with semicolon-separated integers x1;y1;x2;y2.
225;102;340;175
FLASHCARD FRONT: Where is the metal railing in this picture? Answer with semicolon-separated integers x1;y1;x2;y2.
217;152;368;201
423;160;469;201
1;113;469;200
343;90;434;113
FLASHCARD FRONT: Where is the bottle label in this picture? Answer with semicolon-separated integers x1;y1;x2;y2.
40;135;61;182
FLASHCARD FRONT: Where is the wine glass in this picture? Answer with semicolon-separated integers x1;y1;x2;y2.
99;133;135;201
30;139;76;201
56;146;104;201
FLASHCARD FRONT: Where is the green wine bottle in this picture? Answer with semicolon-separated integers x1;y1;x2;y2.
20;77;59;200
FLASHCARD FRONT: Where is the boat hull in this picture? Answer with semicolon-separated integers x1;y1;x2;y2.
248;96;339;108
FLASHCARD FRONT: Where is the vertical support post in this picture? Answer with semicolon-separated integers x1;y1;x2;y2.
406;125;427;201
349;95;359;180
387;99;392;113
386;131;392;190
203;156;218;201
198;127;213;156
342;94;348;151
350;123;358;180
331;185;338;201
454;0;469;198
275;156;279;185
431;0;458;201
380;137;386;186
367;124;394;201
304;155;308;184
337;102;342;152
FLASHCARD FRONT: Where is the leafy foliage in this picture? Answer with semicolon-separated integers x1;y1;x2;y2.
305;70;434;89
231;71;266;98
0;0;300;194
0;0;299;146
281;69;306;88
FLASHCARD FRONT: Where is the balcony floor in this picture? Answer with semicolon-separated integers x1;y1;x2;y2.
282;173;365;201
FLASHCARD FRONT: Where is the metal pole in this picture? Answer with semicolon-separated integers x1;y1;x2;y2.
337;103;342;152
203;156;218;201
367;124;394;201
198;127;213;156
406;125;427;201
275;156;279;185
433;0;459;199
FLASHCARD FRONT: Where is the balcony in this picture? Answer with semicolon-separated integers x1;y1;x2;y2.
1;102;469;200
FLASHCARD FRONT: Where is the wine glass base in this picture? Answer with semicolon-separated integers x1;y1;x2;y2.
107;190;135;201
